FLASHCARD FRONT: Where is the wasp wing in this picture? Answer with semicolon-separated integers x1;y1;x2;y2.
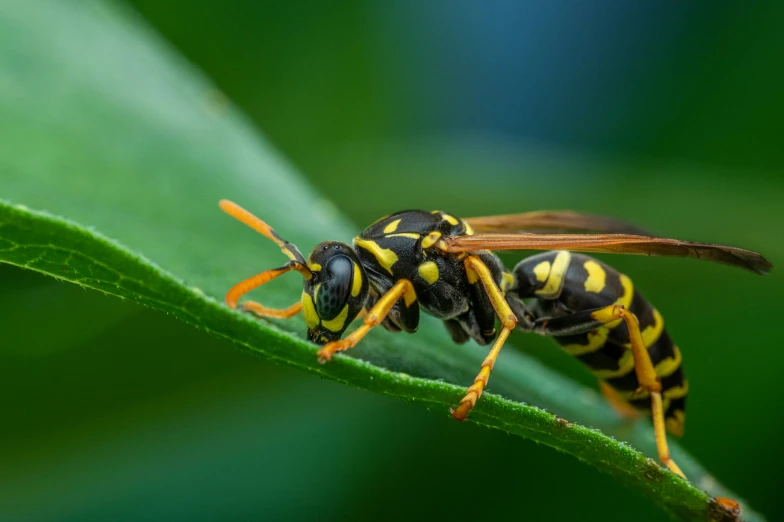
465;211;651;235
444;233;772;275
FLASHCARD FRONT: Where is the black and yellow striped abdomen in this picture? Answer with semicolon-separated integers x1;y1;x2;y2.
510;251;687;435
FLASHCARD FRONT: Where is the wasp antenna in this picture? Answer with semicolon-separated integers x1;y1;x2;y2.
219;199;307;264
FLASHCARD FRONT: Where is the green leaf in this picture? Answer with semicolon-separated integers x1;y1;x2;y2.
0;2;761;521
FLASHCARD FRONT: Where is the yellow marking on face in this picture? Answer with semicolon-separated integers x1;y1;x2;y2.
463;220;475;235
418;261;439;284
561;328;609;355
533;261;551;282
313;283;322;308
593;349;635;379
351;263;362;297
625;308;664;349
655;345;682;378
354;238;398;274
441;213;459;226
383;219;401;234
536;251;571;297
307;262;322;272
301;291;319;329
421;231;442;249
501;271;515;293
663;381;689;400
665;410;685;436
583;260;606;293
321;304;350;332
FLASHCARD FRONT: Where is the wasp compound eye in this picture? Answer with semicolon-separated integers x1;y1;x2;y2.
315;255;353;320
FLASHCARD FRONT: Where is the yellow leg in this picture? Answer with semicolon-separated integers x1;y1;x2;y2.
592;305;684;479
452;256;518;421
599;381;640;420
317;280;415;363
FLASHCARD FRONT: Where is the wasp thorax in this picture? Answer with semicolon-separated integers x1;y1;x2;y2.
302;241;369;345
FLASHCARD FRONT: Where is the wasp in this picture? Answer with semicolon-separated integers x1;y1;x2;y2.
219;200;770;486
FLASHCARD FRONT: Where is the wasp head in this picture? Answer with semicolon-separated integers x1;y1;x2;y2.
301;242;369;344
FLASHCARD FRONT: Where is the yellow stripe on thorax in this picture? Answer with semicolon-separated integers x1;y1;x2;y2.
383;219;401;233
354;238;398;274
385;232;421;240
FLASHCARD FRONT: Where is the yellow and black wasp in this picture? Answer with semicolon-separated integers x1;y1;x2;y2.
219;200;771;489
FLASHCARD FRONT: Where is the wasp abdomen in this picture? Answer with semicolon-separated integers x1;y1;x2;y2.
510;251;687;435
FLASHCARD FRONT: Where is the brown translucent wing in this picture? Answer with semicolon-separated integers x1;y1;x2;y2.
444;233;772;275
465;210;652;235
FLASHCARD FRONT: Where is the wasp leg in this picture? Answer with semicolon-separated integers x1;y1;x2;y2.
452;256;518;421
225;260;309;318
534;305;685;479
599;381;640;420
591;305;686;479
317;279;415;363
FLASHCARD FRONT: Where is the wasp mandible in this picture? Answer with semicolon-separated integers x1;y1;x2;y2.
219;200;771;484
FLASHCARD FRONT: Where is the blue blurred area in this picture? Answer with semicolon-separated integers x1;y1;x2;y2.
2;2;783;521
373;2;680;145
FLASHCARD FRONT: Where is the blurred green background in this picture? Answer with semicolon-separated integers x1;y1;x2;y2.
2;2;783;521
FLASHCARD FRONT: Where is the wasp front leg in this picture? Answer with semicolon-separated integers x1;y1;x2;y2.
317;279;416;363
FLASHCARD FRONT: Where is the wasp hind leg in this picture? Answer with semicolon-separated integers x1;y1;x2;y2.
452;256;518;421
590;305;686;479
599;381;640;420
537;305;686;479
